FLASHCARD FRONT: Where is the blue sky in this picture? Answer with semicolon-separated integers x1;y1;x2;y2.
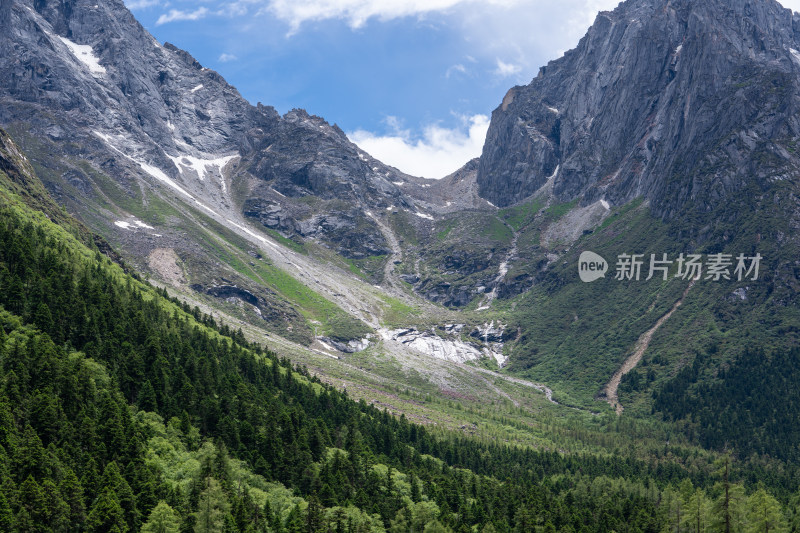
125;0;800;178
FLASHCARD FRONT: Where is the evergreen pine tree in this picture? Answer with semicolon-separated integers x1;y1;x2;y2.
193;477;231;533
788;490;800;532
87;488;128;533
32;302;53;336
712;454;734;533
728;485;750;533
139;380;159;412
684;488;710;533
60;467;87;530
141;501;182;533
0;489;14;531
41;478;71;531
305;495;324;533
747;488;788;533
101;461;141;531
284;503;304;533
410;473;422;503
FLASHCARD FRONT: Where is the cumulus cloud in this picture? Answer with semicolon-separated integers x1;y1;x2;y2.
254;0;621;74
218;53;238;62
494;59;521;77
156;7;210;25
348;115;490;179
264;0;517;30
125;0;161;9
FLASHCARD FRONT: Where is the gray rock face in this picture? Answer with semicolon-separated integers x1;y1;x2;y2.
418;281;477;308
477;0;800;218
1;0;256;158
248;109;412;205
189;283;306;333
317;336;370;353
0;0;419;264
242;188;393;259
378;326;507;366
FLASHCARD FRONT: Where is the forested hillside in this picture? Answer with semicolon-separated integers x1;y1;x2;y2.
654;346;800;463
1;129;799;531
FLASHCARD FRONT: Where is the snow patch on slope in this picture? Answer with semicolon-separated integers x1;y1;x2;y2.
380;328;483;364
379;327;506;367
95;132;277;250
57;36;106;75
168;154;237;191
95;131;214;215
115;219;155;231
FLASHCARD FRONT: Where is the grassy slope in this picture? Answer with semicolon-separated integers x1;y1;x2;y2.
502;186;800;413
3;124;376;345
0;156;735;481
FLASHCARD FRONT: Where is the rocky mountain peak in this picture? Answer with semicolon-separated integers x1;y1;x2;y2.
0;0;418;192
0;0;429;265
477;0;800;218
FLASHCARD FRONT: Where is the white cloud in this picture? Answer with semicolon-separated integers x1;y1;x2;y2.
156;7;210;25
125;0;161;9
254;0;621;77
494;59;521;77
264;0;516;30
445;63;467;78
218;53;238;62
454;0;620;81
145;1;624;77
218;1;253;17
348;114;489;179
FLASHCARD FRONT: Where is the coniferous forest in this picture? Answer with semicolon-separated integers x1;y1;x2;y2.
5;0;800;527
654;347;800;464
0;135;798;532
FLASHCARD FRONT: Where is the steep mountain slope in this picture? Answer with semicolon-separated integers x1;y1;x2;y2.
12;125;796;533
462;0;800;432
0;0;574;444
4;0;800;463
0;0;550;401
0;0;448;346
478;0;800;216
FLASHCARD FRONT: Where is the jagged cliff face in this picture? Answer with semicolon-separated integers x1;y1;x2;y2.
0;0;422;262
477;0;800;218
0;0;448;343
1;0;254;158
